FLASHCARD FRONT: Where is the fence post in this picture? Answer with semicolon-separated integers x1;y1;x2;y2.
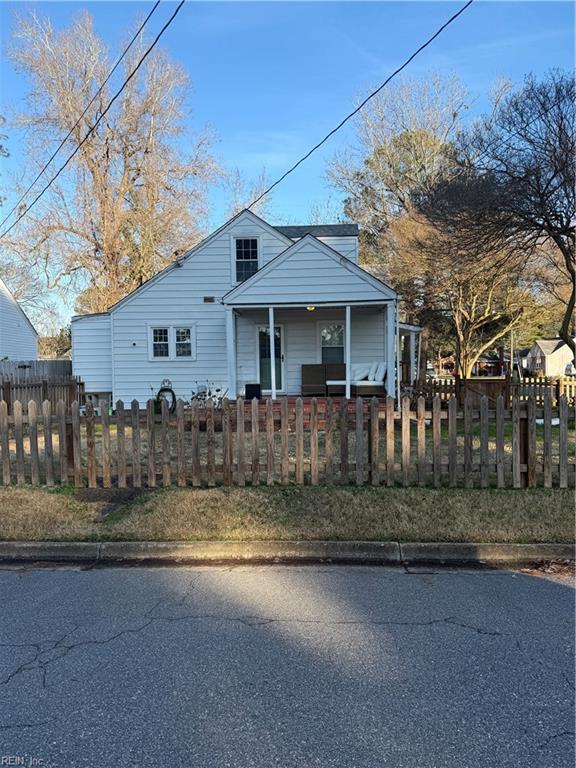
463;396;473;489
448;396;457;488
176;399;186;488
496;395;505;488
2;381;11;414
559;394;568;489
71;400;82;488
526;395;536;488
355;397;364;486
325;397;334;484
432;396;441;488
42;400;54;488
542;393;552;488
340;398;349;485
310;397;319;486
479;396;489;489
401;396;410;487
0;400;10;485
266;397;274;486
370;397;380;486
386;397;395;487
251;397;260;487
117;400;127;489
131;400;142;489
146;399;156;489
237;398;246;487
28;400;40;486
416;396;425;486
85;402;96;489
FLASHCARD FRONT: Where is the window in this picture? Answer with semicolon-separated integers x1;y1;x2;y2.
175;327;192;357
149;325;196;360
235;238;259;282
152;328;169;358
320;323;344;364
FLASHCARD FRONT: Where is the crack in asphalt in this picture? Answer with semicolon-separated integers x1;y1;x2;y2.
0;718;56;731
0;610;502;691
538;730;576;750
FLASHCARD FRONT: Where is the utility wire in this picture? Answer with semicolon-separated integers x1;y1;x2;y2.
248;0;474;209
0;0;161;233
0;0;185;241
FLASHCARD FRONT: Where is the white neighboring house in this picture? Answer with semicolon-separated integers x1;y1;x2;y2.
0;277;38;360
525;338;576;377
72;210;419;406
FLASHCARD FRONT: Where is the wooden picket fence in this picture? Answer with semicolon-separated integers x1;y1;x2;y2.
0;395;572;490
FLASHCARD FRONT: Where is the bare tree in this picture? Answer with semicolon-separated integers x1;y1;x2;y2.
328;74;472;375
5;11;218;314
420;71;575;360
224;168;271;219
391;214;544;378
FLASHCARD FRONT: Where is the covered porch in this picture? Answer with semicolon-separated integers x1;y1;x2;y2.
224;302;405;400
221;232;420;400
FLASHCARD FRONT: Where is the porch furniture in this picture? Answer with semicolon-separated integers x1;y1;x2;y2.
245;383;261;400
301;364;327;397
325;364;346;396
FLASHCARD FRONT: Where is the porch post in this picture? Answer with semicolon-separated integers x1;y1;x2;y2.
345;305;351;399
385;302;395;398
268;306;277;400
409;332;417;384
395;305;401;403
225;307;237;398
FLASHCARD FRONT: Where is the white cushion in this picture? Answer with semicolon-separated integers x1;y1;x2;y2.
353;365;370;381
368;361;378;381
374;362;386;383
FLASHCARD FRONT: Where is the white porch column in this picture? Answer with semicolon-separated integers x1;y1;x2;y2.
345;305;351;399
395;308;401;403
268;306;277;400
385;302;395;398
409;332;417;384
225;307;236;398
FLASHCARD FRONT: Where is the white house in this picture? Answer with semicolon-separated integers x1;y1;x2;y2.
72;210;419;406
0;277;38;360
525;338;575;377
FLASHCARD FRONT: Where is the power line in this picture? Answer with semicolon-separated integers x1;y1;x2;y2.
0;0;185;241
248;0;474;209
0;1;161;234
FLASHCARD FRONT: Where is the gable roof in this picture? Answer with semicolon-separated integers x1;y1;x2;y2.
276;224;359;238
223;233;396;305
533;338;572;355
106;209;293;314
0;277;38;337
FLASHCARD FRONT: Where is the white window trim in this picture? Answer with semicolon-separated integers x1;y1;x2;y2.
147;323;197;362
316;320;346;364
230;234;262;286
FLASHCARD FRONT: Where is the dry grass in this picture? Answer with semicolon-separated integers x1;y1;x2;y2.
0;486;571;544
0;487;98;541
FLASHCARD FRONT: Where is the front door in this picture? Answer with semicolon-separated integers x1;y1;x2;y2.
258;326;284;392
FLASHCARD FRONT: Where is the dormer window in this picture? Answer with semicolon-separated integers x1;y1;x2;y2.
235;238;259;282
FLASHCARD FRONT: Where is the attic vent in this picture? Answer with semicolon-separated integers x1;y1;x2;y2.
203;296;215;303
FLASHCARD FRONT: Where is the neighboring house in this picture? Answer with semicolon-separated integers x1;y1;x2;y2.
0;277;38;360
525;338;575;377
72;210;418;406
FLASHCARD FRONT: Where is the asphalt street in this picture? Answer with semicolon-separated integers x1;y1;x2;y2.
0;564;573;768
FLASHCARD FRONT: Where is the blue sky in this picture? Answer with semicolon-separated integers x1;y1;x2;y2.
1;0;574;230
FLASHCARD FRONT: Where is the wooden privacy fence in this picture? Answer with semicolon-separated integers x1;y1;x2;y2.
0;395;572;490
0;377;83;414
429;376;576;406
0;359;72;379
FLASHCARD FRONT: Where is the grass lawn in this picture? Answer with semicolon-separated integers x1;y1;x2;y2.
0;485;572;544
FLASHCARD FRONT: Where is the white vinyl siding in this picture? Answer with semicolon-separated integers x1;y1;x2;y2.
227;238;394;306
110;213;291;405
71;314;112;393
0;279;37;360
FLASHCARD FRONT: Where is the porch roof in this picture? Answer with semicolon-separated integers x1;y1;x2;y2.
222;234;397;307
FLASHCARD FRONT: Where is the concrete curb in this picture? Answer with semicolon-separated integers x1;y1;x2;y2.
0;540;572;565
399;542;575;565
